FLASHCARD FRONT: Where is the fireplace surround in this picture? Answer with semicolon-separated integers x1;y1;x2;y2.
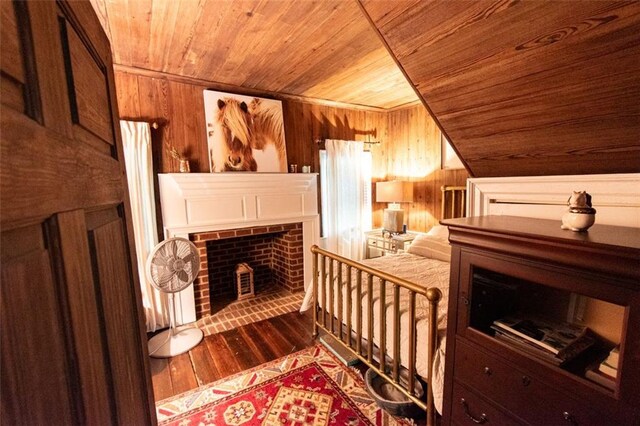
191;222;304;318
158;173;319;325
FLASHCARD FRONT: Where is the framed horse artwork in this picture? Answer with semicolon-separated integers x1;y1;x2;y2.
204;90;288;173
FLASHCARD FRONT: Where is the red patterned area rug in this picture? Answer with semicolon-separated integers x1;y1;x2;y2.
156;345;414;425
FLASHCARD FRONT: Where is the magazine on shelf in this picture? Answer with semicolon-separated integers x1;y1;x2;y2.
585;369;616;391
598;359;618;378
492;315;590;355
604;346;620;369
492;326;595;365
493;327;562;365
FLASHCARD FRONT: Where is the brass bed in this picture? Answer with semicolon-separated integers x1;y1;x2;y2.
310;185;466;426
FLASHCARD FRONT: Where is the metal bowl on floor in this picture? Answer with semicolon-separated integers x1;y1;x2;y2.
364;368;424;418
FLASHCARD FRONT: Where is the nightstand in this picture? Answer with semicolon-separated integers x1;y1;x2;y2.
364;229;418;258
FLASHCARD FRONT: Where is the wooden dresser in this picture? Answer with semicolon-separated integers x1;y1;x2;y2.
440;216;639;426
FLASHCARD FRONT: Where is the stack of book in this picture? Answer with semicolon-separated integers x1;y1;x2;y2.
586;346;619;390
491;315;595;366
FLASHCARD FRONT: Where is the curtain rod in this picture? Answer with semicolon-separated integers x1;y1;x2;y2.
314;139;380;145
126;120;159;129
120;118;160;129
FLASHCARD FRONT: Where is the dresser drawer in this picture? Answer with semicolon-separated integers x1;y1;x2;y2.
454;338;614;426
451;381;523;426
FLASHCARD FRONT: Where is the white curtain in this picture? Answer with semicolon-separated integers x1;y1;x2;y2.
322;139;371;260
120;121;169;332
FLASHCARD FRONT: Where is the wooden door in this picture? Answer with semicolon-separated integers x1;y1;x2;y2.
1;1;156;424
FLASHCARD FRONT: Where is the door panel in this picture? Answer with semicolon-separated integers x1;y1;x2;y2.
1;225;74;425
26;0;72;136
60;15;115;148
1;1;41;122
89;215;150;425
51;210;113;424
0;1;155;424
0;1;25;113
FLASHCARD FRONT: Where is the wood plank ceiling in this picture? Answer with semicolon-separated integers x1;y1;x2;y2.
360;0;640;177
89;0;418;110
91;0;640;177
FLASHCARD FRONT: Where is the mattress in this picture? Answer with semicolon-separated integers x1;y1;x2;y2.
300;252;450;413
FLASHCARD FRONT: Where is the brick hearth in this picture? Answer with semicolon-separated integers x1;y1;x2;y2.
191;223;304;319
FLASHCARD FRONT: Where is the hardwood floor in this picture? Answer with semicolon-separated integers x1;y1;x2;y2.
150;311;315;401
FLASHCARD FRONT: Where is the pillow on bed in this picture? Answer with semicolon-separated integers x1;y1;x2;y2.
426;225;449;239
407;227;451;262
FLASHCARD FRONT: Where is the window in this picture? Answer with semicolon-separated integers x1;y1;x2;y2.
319;149;372;239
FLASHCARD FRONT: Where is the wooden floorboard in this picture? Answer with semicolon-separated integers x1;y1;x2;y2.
149;358;173;401
203;332;243;378
237;323;276;364
271;313;314;344
151;311;315;401
168;353;198;396
222;327;262;371
188;338;219;387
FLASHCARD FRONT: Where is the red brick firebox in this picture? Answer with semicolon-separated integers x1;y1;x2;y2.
190;223;304;319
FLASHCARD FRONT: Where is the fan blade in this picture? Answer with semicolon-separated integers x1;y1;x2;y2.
151;256;168;267
155;269;174;287
177;270;189;283
181;253;194;263
170;240;178;257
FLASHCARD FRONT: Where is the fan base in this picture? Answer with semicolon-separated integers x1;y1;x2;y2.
148;326;204;358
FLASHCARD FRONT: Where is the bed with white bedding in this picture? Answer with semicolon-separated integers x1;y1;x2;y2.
302;222;458;424
301;251;450;412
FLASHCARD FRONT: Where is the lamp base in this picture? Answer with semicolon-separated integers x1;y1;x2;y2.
383;209;405;234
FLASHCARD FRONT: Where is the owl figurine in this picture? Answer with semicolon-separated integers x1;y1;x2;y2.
561;191;596;232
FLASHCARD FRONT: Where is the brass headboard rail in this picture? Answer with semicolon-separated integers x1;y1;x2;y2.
310;244;442;426
441;185;467;220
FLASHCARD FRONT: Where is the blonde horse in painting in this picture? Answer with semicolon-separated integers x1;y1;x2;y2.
208;96;287;173
248;98;287;172
209;98;257;172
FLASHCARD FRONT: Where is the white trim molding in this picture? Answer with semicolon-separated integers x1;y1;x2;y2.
467;173;640;227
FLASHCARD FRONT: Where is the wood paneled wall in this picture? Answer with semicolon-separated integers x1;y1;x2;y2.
114;70;466;233
114;70;387;175
372;105;468;232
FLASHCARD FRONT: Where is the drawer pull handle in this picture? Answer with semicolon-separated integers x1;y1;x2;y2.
460;398;488;424
563;411;578;425
522;376;531;386
483;367;492;376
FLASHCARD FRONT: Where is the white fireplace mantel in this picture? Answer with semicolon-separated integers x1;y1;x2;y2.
158;173;320;324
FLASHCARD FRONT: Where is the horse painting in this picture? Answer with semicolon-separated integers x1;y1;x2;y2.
205;90;288;173
248;98;287;172
209;98;257;172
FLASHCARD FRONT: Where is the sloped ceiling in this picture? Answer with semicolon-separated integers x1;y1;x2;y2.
89;0;418;109
359;0;640;177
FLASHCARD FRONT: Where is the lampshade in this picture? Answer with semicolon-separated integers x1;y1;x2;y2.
376;181;413;203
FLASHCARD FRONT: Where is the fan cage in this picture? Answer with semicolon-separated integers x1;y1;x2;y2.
147;237;200;294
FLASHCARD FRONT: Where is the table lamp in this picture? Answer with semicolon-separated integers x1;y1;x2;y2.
376;181;413;234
